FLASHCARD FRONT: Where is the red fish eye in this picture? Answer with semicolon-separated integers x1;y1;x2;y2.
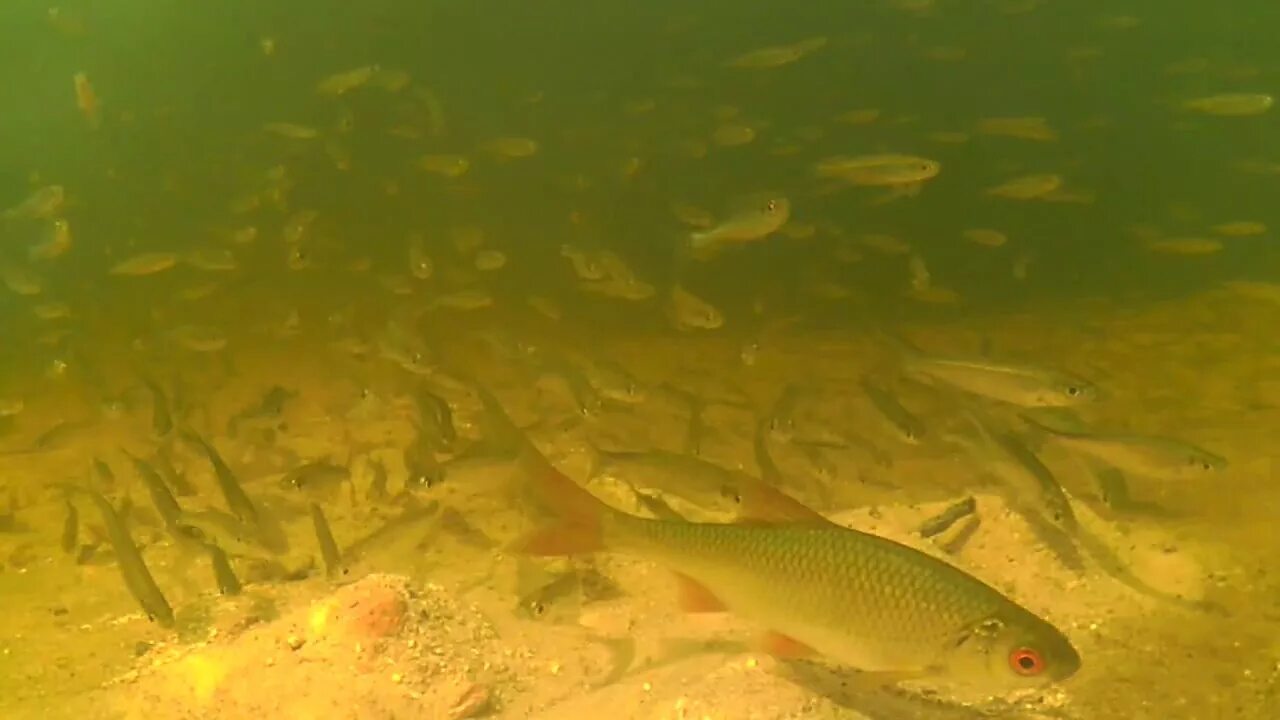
1009;647;1045;676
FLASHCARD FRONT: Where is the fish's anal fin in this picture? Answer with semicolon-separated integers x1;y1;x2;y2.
674;572;727;613
760;630;817;659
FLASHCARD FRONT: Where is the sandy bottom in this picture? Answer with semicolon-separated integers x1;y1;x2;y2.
1;290;1279;719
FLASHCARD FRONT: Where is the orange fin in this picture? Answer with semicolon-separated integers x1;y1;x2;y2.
760;630;818;659
514;518;603;556
674;572;727;613
736;478;834;526
511;449;609;556
518;446;608;525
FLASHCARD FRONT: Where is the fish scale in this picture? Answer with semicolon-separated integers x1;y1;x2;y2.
517;408;1080;690
591;507;1078;683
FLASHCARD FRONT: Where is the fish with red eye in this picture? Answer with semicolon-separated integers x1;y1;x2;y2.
1009;647;1046;676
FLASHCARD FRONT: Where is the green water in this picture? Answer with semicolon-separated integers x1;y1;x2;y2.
1;1;1278;718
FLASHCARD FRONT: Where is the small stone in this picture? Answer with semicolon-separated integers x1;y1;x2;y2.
391;672;403;684
286;635;304;650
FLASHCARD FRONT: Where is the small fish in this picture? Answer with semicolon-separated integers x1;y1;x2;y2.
527;295;562;320
986;174;1062;200
515;562;585;624
1145;237;1223;255
405;234;434;280
1;419;87;455
962;228;1008;248
576;357;644;405
428;289;494;311
91;457;117;489
917;497;978;539
404;436;444;490
415;386;458;449
514;560;621;625
60;497;79;554
711;122;757;147
726;37;828;69
60;484;174;627
183;430;261;526
667;285;723;331
481;136;539;158
207;545;241;595
514;440;1081;691
372;67;411;92
29;219;73;260
168;325;228;353
73;72;100;128
815;154;941;189
1183;92;1273;117
309;502;345;578
263;122;320;140
3;185;65;221
368;456;390;501
279;461;352;499
282;209;319;244
418;154;470;178
898;341;1096;408
139;375;174;439
152;444;196;496
126;451;184;533
689;195;790;258
184;246;237;271
175;509;279;561
860;377;926;444
227;385;293;436
946;411;1082;570
109;252;178;276
578;276;656;300
33;301;71;320
1210;221;1266;237
0;397;24;417
975;116;1058;142
588;446;754;517
474;249;507;271
1021;415;1227;481
1;265;42;295
316;65;379;96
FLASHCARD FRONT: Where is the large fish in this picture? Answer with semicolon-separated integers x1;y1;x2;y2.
513;445;1080;691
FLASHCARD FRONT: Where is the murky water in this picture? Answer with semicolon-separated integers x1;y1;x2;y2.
1;1;1278;718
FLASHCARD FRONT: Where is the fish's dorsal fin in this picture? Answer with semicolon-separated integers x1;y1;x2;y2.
735;478;835;527
760;630;818;659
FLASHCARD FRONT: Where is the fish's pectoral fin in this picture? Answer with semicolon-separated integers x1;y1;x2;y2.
673;572;728;613
759;630;818;659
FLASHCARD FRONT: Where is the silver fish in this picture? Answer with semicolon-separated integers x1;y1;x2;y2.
1022;415;1226;481
900;343;1096;408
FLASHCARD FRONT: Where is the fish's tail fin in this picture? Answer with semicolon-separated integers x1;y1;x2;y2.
513;444;610;556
